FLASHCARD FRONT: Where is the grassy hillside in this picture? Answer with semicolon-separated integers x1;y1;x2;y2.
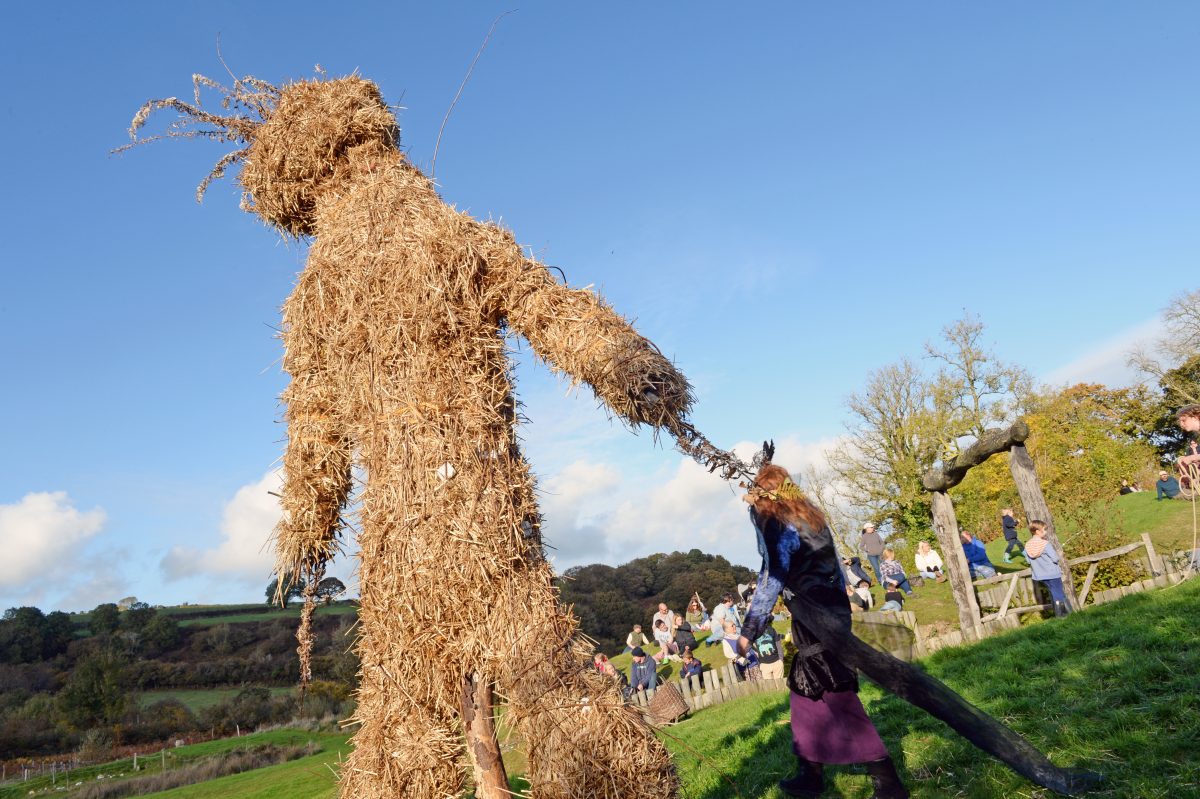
116;577;1198;798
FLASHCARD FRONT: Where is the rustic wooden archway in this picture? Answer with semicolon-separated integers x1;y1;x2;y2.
921;420;1076;634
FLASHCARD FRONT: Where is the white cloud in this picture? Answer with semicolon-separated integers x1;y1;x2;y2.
0;492;108;606
540;435;843;572
1042;316;1162;388
161;471;283;583
161;471;360;598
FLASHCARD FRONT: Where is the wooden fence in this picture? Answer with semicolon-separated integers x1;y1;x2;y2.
627;661;788;715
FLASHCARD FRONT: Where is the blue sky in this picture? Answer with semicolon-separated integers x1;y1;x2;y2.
1;2;1197;611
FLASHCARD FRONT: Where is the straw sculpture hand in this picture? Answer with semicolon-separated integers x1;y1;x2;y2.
126;73;686;799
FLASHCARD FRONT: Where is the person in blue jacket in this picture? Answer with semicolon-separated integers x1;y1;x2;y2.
960;531;997;579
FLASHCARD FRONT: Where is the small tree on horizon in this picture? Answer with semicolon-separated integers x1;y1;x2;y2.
265;572;306;609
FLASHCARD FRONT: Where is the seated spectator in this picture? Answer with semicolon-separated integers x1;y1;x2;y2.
679;648;704;685
1156;470;1181;500
960;531;997;579
1119;479;1134;496
706;594;741;647
624;624;651;654
592;653;626;688
752;625;785;680
842;555;874;588
879;548;915;596
880;588;905;612
847;579;873;612
1132;481;1144;492
628;647;657;694
652;619;680;661
673;616;700;653
684;597;709;630
651;602;676;633
914;541;946;582
720;620;758;678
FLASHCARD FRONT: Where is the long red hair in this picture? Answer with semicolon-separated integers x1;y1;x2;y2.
749;464;827;531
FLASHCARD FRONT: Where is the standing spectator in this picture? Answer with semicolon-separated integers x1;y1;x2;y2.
673;616;700;653
859;522;886;582
914;541;946;582
960;531;997;579
879;548;915;596
706;594;741;647
1000;508;1024;564
1156;470;1181;500
624;624;651;654
628;648;657;694
753;625;785;681
651;602;676;633
685;596;708;629
652;619;680;661
1025;520;1070;618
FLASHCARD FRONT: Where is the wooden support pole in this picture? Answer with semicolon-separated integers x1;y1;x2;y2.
930;490;982;632
1008;444;1077;610
1142;533;1164;576
997;574;1020;618
461;671;509;799
1076;561;1099;607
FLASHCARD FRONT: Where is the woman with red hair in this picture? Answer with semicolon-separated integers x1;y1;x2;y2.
738;464;906;798
737;460;1100;798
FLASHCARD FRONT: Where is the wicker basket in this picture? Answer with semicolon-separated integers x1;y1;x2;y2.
648;682;689;725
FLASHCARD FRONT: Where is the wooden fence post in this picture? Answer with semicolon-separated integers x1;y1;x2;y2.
930;491;982;631
1142;533;1164;576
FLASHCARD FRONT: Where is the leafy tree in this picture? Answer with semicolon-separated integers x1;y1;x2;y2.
265;572;307;609
42;611;75;658
140;614;180;654
89;603;120;636
315;577;347;605
122;604;156;632
0;607;47;663
59;648;127;729
557;550;753;654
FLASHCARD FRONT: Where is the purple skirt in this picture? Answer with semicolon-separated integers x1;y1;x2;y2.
790;690;888;764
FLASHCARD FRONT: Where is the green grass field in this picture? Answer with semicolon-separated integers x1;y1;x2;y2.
171;605;357;628
0;730;344;799
118;578;1199;798
139;687;296;713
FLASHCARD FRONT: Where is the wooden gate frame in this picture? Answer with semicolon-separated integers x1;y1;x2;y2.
921;420;1077;634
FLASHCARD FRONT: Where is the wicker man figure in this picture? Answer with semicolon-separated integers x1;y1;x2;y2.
127;75;703;797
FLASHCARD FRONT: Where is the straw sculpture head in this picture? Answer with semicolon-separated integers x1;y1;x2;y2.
123;71;753;798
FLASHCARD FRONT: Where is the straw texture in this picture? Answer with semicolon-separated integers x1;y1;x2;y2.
128;74;707;798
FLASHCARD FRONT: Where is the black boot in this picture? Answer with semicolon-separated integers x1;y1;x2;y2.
1054;601;1070;618
778;752;824;797
864;756;908;799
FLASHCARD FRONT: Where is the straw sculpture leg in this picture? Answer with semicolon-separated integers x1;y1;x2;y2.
794;592;1101;796
128;74;696;799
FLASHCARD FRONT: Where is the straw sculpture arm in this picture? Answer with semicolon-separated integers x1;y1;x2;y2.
485;233;693;430
273;368;353;594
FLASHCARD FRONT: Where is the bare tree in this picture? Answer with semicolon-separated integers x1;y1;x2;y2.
925;313;1032;440
1128;288;1200;405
